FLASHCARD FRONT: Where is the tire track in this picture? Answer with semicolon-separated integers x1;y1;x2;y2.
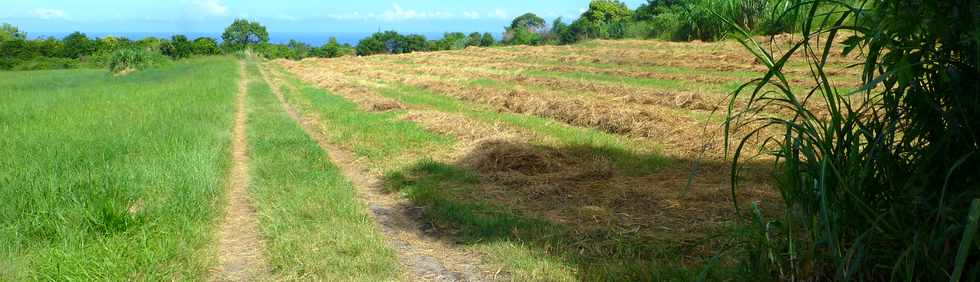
258;64;498;282
214;61;268;281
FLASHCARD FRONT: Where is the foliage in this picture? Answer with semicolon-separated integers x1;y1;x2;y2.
437;32;468;50
725;0;980;280
509;13;547;32
221;18;269;51
311;37;353;58
479;32;496;47
107;48;170;74
0;23;26;42
466;32;482;47
160;35;193;59
11;57;79;71
192;37;220;55
356;37;387;56
581;0;633;23
63;32;97;59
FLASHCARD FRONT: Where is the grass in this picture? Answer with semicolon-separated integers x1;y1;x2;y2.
373;82;670;173
267;65;733;281
241;61;399;280
272;70;455;173
0;57;238;280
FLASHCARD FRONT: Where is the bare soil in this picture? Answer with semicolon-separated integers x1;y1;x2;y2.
213;61;269;281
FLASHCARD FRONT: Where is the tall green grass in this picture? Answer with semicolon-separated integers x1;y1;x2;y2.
243;62;399;280
0;57;238;280
724;0;979;280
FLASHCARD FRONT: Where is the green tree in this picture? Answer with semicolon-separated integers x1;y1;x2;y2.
479;32;496;47
192;37;220;55
356;37;386;56
0;23;26;42
438;32;467;50
466;32;482;47
62;32;96;59
403;34;428;53
221;19;269;51
286;39;310;60
634;0;680;21
161;35;193;59
581;0;633;23
510;13;546;32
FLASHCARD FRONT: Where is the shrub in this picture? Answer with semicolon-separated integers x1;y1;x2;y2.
192;37;220;56
725;0;980;280
160;35;193;59
107;48;169;74
11;57;79;71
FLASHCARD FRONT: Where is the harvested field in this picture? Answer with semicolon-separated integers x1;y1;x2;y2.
266;38;844;280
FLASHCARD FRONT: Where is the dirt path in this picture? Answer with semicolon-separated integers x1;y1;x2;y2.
214;61;268;281
259;65;499;282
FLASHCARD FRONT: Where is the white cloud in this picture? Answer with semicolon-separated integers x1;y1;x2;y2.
191;0;228;16
382;4;453;21
489;9;508;19
462;11;481;20
32;8;69;20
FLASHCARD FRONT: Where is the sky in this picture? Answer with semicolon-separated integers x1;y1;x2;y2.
0;0;648;35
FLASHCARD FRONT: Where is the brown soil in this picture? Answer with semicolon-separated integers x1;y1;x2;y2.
212;61;269;281
260;64;500;282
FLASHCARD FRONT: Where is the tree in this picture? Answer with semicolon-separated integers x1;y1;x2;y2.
466;32;482;47
581;0;633;23
0;23;26;42
403;34;428;53
286;39;310;60
356;37;386;56
161;35;193;59
62;32;96;59
192;37;220;55
551;18;576;44
480;32;496;47
221;19;269;51
438;32;467;50
634;0;680;21
510;13;547;32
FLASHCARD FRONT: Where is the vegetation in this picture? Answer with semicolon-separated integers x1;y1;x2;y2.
725;0;980;280
0;57;239;280
221;18;269;51
243;62;400;280
107;47;170;74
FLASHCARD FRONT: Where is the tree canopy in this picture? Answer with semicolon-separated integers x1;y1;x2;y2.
221;19;269;50
510;13;547;32
0;23;26;42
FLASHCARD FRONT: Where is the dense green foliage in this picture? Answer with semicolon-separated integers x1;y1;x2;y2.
108;48;170;74
355;31;496;56
221;18;269;51
726;0;979;280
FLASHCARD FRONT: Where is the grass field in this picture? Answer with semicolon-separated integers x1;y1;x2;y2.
0;57;238;280
1;38;858;281
268;38;863;280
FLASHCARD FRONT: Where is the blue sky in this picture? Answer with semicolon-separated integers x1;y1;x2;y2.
1;0;648;34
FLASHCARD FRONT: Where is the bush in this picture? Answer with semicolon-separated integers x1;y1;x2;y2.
107;48;169;74
11;57;79;71
160;35;193;59
192;37;220;56
725;0;980;280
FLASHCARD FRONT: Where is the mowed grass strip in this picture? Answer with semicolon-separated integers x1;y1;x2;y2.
241;61;399;280
0;57;238;280
271;66;713;281
269;66;455;172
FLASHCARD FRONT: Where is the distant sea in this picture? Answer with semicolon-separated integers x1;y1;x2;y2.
29;32;455;46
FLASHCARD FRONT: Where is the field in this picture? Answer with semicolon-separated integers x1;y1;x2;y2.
1;39;860;281
272;39;859;280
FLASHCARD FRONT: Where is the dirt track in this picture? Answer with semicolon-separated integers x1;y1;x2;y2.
259;64;499;282
213;61;269;281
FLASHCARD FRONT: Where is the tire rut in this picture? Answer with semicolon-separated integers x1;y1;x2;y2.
213;61;269;281
258;64;499;282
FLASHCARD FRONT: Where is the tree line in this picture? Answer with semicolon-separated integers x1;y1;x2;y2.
0;0;807;71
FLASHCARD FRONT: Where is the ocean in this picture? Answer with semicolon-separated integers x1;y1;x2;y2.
29;31;457;46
